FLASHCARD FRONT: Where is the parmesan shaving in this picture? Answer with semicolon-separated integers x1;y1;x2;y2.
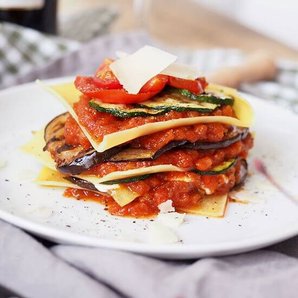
114;50;201;79
161;63;202;80
147;222;179;244
110;45;177;94
158;200;175;213
156;213;185;229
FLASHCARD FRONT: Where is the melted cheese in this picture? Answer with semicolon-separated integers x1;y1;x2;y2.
178;194;228;217
110;45;177;94
35;167;136;207
21;130;56;170
45;82;253;153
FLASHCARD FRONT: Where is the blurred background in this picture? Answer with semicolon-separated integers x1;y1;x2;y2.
0;0;297;108
58;0;298;54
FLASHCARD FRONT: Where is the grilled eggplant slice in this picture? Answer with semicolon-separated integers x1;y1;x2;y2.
43;113;123;175
110;127;249;162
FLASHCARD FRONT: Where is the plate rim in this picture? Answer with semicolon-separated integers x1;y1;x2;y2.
1;77;298;259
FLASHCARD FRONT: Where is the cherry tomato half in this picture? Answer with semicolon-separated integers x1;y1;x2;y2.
74;76;164;104
168;77;208;94
93;58;122;89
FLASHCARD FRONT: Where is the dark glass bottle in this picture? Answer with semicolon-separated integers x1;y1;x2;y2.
0;0;57;34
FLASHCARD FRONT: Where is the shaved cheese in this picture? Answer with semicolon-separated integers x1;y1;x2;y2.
156;212;185;229
21;130;56;170
178;194;228;217
110;45;176;94
158;200;175;213
114;50;201;79
147;222;179;244
45;82;253;153
161;63;202;80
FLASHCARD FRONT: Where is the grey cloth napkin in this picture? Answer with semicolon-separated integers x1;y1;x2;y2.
1;31;298;298
1;219;298;298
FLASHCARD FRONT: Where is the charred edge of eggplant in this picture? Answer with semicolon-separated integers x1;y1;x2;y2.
233;159;248;189
44;112;68;142
57;146;124;175
56;144;75;154
63;176;99;192
180;128;249;150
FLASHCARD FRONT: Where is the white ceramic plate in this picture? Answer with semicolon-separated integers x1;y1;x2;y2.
1;78;298;259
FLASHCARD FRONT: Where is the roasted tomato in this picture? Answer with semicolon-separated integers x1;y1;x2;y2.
75;57;207;103
93;59;122;90
75;74;168;104
168;77;208;94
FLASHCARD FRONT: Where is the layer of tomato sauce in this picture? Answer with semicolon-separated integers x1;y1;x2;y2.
64;95;237;151
64;160;244;218
81;135;252;177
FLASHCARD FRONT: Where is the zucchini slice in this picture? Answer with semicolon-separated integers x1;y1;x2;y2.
89;93;219;118
89;101;166;118
102;174;152;185
192;158;237;175
137;97;218;113
179;89;234;106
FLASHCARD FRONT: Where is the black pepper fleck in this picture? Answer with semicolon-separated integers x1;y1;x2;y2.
66;225;71;228
6;197;10;200
4;179;9;182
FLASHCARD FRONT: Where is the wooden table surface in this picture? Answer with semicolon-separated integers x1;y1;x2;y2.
60;0;298;61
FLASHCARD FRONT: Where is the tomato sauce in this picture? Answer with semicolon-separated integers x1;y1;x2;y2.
82;134;253;177
64;162;242;218
64;95;235;150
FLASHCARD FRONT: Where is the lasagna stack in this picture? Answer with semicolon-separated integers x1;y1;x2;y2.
24;46;254;218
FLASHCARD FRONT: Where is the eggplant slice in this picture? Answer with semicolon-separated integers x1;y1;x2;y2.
110;126;249;162
44;113;249;175
43;113;123;175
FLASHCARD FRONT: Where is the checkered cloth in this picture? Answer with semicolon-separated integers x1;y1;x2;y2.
0;6;118;89
59;6;118;42
0;22;80;89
